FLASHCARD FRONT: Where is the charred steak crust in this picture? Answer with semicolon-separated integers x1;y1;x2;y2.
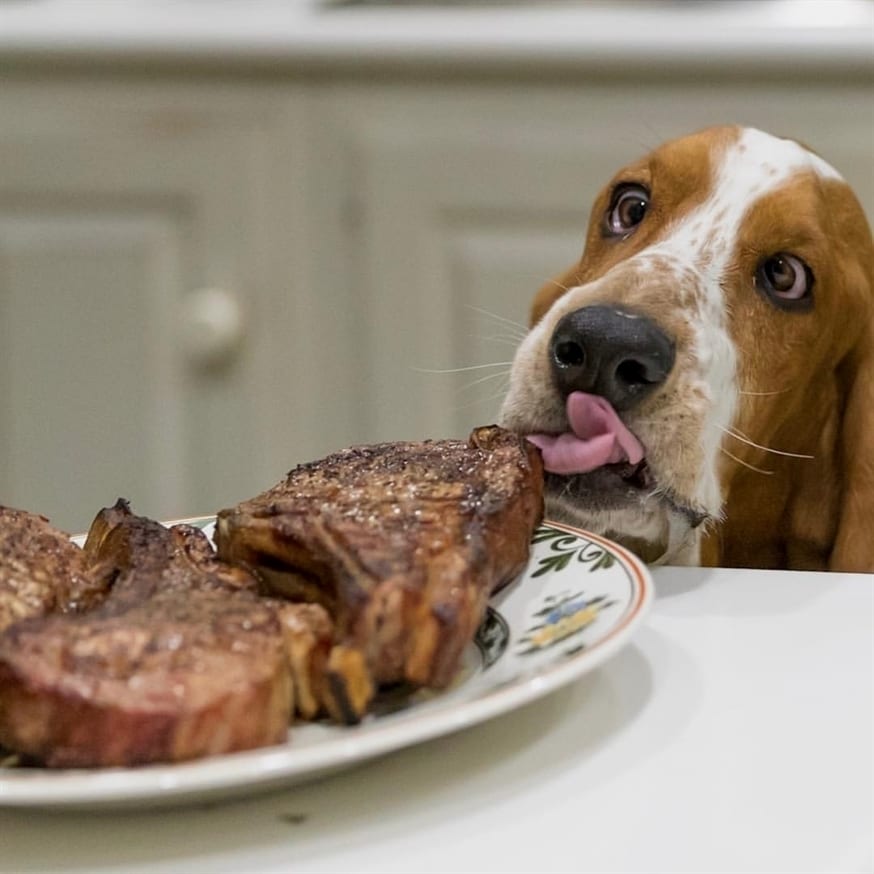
0;501;333;768
215;425;544;721
0;507;107;634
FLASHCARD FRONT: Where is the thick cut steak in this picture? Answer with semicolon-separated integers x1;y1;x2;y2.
0;507;107;634
215;425;544;722
0;501;333;767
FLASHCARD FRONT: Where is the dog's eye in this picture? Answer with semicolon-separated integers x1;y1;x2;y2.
755;253;814;311
606;185;649;236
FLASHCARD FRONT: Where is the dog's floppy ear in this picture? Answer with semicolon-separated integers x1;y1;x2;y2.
530;264;582;326
831;275;874;572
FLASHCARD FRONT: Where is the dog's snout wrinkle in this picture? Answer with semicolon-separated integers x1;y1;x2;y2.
549;305;675;412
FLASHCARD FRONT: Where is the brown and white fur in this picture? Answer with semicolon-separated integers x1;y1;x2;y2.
499;125;874;572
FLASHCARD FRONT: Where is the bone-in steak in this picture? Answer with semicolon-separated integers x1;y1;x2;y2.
0;427;542;764
0;501;333;768
215;425;544;722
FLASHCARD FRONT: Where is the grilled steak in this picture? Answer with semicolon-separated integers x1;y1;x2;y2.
0;507;107;634
215;425;544;722
0;426;542;763
0;501;334;768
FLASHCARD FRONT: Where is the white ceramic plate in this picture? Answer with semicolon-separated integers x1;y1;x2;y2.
0;519;651;810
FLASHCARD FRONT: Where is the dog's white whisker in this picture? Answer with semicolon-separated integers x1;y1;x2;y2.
721;426;815;460
469;331;527;348
478;338;525;350
457;370;513;392
412;362;513;375
449;383;512;413
720;446;774;476
464;305;528;333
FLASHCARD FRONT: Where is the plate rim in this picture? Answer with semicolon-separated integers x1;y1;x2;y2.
0;519;652;809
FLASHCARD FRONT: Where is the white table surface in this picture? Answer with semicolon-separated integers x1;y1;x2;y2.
1;566;871;874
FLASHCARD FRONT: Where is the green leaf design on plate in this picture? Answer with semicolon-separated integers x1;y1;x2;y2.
532;526;615;577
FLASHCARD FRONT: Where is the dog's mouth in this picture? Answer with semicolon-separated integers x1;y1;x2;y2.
526;392;644;476
541;460;653;515
526;392;709;529
608;458;655;490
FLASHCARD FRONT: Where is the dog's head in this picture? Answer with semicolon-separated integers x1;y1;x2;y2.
499;125;874;569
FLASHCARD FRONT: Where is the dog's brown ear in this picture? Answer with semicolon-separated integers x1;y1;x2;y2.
831;267;874;572
829;236;874;573
530;264;582;326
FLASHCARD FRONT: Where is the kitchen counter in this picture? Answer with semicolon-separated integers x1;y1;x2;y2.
1;0;872;76
1;565;871;874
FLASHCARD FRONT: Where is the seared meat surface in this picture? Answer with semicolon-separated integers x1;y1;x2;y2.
0;507;107;633
216;425;544;722
0;426;543;765
0;501;333;768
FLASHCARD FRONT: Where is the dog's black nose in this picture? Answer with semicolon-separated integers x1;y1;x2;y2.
549;305;675;411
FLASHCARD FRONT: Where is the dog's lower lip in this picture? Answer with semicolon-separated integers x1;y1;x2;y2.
544;462;711;529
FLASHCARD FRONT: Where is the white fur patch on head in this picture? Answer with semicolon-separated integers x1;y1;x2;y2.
629;127;842;511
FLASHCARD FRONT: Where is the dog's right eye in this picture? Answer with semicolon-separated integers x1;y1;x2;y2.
606;185;650;236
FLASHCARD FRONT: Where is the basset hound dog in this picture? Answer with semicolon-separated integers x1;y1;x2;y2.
499;125;874;572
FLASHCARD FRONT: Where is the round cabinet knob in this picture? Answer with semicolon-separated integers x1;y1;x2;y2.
181;287;245;368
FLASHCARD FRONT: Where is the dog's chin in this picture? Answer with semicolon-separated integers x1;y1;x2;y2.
543;465;710;565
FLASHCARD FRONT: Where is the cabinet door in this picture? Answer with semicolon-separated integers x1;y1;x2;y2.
0;85;291;532
311;82;874;445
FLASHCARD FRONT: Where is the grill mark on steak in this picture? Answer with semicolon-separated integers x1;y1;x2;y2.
0;501;334;768
216;425;544;722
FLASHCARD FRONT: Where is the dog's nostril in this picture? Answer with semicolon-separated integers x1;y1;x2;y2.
554;339;586;368
616;358;659;386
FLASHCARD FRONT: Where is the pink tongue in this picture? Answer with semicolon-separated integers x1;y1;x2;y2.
527;392;645;475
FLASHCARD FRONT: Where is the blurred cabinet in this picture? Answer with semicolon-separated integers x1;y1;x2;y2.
1;75;872;530
0;86;309;530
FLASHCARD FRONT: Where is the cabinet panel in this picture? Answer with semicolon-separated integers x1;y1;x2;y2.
0;211;185;531
0;86;296;531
